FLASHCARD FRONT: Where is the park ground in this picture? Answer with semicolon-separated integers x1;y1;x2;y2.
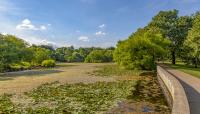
0;63;169;113
164;62;200;79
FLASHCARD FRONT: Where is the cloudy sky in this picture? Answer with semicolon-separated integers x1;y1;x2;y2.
0;0;199;47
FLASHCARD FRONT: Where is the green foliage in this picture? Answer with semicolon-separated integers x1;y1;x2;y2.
0;35;27;72
149;10;192;64
31;46;51;65
0;94;19;113
91;64;141;77
85;49;113;63
41;60;56;67
114;28;170;70
65;52;84;62
21;62;31;69
184;14;200;67
0;34;57;72
9;62;31;71
0;33;114;72
54;47;114;63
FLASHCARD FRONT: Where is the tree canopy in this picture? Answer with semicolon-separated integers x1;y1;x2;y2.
184;14;200;68
114;28;170;70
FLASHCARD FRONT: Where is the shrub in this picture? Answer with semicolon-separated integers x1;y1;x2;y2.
41;60;56;67
9;64;22;71
9;62;31;71
21;62;31;70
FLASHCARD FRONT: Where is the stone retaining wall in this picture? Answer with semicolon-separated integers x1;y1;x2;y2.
157;65;190;114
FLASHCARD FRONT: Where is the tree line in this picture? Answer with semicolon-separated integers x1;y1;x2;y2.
1;9;200;72
114;9;200;70
0;34;114;72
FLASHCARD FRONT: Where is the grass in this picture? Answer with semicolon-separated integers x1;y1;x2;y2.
0;81;136;114
90;64;142;77
165;62;200;78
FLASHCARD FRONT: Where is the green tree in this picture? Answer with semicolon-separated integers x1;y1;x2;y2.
0;35;28;71
85;49;113;63
149;10;192;64
114;28;170;70
30;46;51;65
184;14;200;68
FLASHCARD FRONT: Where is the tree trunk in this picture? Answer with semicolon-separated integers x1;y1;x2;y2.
171;51;176;64
195;57;198;68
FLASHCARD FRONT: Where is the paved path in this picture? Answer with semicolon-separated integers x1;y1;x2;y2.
163;65;200;114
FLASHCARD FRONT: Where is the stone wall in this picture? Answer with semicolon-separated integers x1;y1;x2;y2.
157;65;190;114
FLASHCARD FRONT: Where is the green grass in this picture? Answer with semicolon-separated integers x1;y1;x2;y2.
165;62;200;78
91;64;142;77
0;81;136;114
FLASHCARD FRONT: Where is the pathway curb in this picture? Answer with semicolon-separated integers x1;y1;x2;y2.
157;65;190;114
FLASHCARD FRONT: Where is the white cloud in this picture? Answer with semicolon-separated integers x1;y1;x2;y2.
95;31;106;36
16;19;47;31
78;36;89;42
99;24;106;28
40;25;47;30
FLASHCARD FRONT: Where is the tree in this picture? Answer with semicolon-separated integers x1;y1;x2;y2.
149;10;192;64
30;46;51;65
85;49;113;63
114;28;170;70
184;14;200;68
0;35;28;71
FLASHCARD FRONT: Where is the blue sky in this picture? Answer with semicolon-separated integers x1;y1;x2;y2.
0;0;200;47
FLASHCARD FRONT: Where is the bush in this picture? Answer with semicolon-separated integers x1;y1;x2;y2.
9;64;22;71
21;62;31;69
41;60;56;67
9;62;31;71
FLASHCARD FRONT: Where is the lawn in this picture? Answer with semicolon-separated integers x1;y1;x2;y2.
165;62;200;78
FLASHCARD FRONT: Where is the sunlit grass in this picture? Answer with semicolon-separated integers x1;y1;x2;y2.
91;64;142;77
165;62;200;78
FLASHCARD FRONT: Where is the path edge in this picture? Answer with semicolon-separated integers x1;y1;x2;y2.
157;65;190;114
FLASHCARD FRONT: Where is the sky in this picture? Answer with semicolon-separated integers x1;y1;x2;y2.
0;0;200;48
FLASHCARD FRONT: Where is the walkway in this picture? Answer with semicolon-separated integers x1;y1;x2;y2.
162;65;200;114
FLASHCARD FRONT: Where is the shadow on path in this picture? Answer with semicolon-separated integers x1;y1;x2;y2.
175;77;200;114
